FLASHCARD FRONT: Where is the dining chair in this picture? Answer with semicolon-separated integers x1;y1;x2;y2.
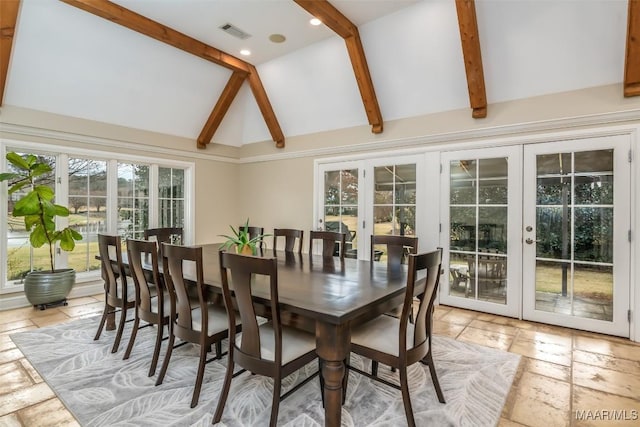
122;239;170;376
272;228;303;254
371;234;418;267
237;224;266;252
372;234;419;321
156;243;237;408
214;251;319;427
348;248;446;427
309;230;346;260
94;234;136;353
144;227;183;246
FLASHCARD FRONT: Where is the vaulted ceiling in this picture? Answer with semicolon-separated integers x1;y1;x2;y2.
1;0;638;149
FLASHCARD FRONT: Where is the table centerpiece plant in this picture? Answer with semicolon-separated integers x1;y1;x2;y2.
0;152;83;309
219;219;268;255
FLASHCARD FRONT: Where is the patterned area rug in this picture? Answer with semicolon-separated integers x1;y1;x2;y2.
10;316;520;426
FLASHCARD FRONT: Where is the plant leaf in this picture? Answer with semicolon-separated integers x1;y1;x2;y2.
6;152;31;171
34;185;54;201
31;163;52;177
53;204;70;217
59;229;77;251
0;172;21;182
7;180;30;195
29;225;48;248
24;215;40;231
13;191;41;216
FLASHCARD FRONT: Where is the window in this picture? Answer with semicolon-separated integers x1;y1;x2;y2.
2;143;192;290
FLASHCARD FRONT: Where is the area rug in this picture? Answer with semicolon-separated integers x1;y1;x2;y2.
10;316;520;426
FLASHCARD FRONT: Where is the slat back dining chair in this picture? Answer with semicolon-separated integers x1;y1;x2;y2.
371;234;419;321
94;234;136;353
371;234;418;267
143;227;183;244
309;230;346;260
156;243;236;408
349;248;446;427
214;251;319;427
123;239;170;376
272;228;303;254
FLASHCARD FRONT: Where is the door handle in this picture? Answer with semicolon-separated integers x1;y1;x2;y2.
525;238;539;244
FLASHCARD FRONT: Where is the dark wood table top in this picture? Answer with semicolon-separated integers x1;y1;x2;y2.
194;243;411;325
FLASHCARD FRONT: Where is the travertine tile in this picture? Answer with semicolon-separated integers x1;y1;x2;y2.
0;319;34;334
0;337;16;353
498;418;527;427
19;359;43;383
510;372;571;427
457;326;514;351
573;385;640;427
0;326;38;337
509;330;572;366
63;296;100;307
0;349;23;365
0;413;21;427
574;349;640;374
432;320;465;338
58;302;104;318
30;312;71;328
438;309;477;326
468;319;519;336
525;358;571;382
475;313;536;330
574;336;640;362
17;398;79;427
573;361;640;400
0;382;55;417
0;361;34;393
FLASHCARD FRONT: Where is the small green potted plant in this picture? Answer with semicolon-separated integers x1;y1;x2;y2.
219;219;268;255
0;152;83;308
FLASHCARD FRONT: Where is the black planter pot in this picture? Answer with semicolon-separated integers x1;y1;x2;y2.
24;269;75;309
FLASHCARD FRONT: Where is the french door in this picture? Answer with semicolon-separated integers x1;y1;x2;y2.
440;146;522;318
522;136;630;336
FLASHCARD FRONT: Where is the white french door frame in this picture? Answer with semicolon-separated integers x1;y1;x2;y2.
522;135;631;337
439;146;522;318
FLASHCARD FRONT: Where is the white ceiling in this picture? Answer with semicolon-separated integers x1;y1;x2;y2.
4;0;629;147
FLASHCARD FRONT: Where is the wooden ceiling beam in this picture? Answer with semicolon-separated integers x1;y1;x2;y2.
624;0;640;97
455;0;487;118
247;64;285;148
0;0;20;106
294;0;383;133
60;0;285;148
198;71;246;149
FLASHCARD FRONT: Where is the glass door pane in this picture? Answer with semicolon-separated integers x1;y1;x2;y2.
523;137;630;337
321;167;359;257
441;147;521;318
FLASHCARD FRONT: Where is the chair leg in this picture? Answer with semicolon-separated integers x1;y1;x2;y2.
148;322;164;377
190;343;208;408
94;302;109;341
399;365;416;427
215;341;222;359
213;356;235;424
342;355;349;405
123;314;140;360
371;360;379;376
155;328;175;386
111;306;128;353
269;376;281;427
425;351;446;403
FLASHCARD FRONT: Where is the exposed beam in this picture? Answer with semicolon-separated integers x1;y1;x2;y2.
197;71;246;149
294;0;383;133
455;0;488;118
625;0;640;97
60;0;285;147
0;0;20;106
247;65;285;148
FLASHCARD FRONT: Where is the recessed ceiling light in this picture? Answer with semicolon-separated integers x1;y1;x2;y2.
310;18;322;26
240;49;251;56
269;34;286;43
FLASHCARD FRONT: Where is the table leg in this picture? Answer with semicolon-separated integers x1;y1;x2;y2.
316;322;349;427
106;305;116;331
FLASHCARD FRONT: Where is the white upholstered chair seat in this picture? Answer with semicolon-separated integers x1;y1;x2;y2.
236;322;316;364
350;315;417;357
190;304;238;334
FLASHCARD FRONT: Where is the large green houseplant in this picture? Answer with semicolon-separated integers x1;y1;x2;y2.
1;152;83;308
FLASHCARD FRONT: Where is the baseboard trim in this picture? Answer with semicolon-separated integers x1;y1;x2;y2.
0;281;103;311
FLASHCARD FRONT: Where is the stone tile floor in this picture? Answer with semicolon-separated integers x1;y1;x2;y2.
1;295;639;426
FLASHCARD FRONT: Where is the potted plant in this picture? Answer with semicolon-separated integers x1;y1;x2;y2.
219;219;269;255
0;152;83;309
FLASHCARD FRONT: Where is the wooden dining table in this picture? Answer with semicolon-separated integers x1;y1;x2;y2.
122;242;414;427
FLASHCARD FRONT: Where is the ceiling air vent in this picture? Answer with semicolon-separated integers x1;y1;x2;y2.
219;23;251;40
